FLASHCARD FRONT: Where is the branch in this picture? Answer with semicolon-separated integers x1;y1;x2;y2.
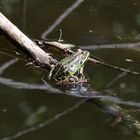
36;39;140;75
0;12;55;68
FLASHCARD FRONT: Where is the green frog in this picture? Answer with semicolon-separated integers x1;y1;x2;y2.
48;50;89;85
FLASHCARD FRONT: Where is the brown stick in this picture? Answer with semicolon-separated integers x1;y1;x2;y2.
0;12;54;68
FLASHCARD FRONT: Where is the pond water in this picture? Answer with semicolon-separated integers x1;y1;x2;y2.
0;0;140;140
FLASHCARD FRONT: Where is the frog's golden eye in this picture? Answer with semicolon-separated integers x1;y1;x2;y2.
68;77;75;83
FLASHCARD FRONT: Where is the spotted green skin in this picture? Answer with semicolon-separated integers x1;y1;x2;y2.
50;50;89;84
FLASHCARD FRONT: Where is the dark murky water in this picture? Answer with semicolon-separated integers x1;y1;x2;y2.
0;0;140;140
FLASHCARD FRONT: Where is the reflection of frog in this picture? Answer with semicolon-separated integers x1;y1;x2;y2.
48;50;89;85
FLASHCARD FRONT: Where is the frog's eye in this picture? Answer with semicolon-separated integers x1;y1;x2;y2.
68;77;75;83
80;60;83;64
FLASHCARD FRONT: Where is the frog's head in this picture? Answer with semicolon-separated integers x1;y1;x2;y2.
82;50;89;57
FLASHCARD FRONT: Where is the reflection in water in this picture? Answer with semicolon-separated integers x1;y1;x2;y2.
0;0;140;139
80;42;140;51
22;0;27;30
1;76;140;108
105;71;127;88
41;0;85;38
0;77;61;93
0;58;18;75
0;59;139;108
0;59;140;138
0;99;87;140
0;0;18;15
136;14;140;26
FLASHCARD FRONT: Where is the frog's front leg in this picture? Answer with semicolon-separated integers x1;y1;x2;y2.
80;66;84;75
48;66;55;79
78;66;85;79
78;66;88;83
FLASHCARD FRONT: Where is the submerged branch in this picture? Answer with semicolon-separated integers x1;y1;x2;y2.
92;99;140;136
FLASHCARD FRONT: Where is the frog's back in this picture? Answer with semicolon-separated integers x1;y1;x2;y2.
52;63;69;80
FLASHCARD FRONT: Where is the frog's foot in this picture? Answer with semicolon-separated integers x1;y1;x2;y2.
56;79;72;85
55;76;87;85
57;76;78;85
68;76;87;84
56;76;78;85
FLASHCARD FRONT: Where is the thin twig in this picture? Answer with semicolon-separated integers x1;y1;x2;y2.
80;42;140;51
88;57;140;75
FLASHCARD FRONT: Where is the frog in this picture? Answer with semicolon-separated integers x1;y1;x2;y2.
48;50;89;85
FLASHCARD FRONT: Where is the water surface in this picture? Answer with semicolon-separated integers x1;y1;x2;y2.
0;0;140;140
